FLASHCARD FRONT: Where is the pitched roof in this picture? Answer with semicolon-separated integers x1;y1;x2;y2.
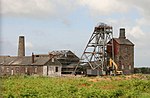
49;50;70;57
0;56;60;66
0;56;16;65
113;38;134;46
47;58;62;66
49;50;79;59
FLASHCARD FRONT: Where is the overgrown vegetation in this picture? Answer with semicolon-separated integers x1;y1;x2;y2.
1;74;150;98
134;67;150;74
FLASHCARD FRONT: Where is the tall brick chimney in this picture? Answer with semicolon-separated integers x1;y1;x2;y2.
119;28;126;39
18;36;25;57
32;52;34;63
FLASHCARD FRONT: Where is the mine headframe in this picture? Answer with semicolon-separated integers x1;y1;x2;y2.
79;23;113;76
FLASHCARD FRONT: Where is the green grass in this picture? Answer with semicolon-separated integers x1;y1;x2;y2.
1;74;150;98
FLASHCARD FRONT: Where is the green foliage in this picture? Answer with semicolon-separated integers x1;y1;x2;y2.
134;67;150;74
1;75;150;98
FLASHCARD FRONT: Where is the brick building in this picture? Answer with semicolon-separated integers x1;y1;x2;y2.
107;28;134;74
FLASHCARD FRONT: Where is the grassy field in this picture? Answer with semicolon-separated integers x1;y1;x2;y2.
1;74;150;98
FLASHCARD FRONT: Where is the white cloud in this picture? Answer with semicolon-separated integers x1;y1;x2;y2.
121;0;150;20
1;0;54;17
1;0;150;19
77;0;150;26
1;0;150;24
77;0;129;15
128;26;145;39
0;0;78;18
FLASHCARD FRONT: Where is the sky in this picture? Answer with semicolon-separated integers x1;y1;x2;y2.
0;0;150;67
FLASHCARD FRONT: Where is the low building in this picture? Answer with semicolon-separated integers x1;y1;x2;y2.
0;55;62;77
0;36;62;77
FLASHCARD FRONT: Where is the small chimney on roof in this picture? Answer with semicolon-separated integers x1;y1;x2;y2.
49;53;55;62
32;52;34;63
49;53;53;59
119;28;126;39
18;36;25;57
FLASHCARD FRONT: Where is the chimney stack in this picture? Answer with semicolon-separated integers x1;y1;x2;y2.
18;36;25;57
119;28;126;39
32;52;34;63
49;53;53;59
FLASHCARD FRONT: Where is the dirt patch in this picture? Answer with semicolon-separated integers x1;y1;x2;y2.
88;74;147;82
78;83;92;88
88;77;111;82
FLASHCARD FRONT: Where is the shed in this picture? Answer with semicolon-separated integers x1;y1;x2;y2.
49;50;80;74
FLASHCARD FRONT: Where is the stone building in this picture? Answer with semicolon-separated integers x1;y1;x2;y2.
107;28;134;74
0;36;62;77
0;55;62;77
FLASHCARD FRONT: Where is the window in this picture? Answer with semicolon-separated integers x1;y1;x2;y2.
6;67;9;72
25;67;28;73
129;65;131;70
34;67;37;73
125;47;128;53
52;58;54;62
55;67;58;72
122;65;124;70
15;67;19;73
36;55;39;57
11;69;14;75
1;66;4;72
65;54;67;57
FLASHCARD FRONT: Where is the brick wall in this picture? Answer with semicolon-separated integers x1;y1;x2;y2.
114;44;134;74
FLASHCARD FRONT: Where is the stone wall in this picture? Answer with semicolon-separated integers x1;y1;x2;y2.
0;65;43;76
47;66;62;77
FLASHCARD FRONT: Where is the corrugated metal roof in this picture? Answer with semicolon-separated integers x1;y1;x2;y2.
113;38;134;45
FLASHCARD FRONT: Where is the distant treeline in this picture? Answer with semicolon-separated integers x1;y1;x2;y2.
134;67;150;74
